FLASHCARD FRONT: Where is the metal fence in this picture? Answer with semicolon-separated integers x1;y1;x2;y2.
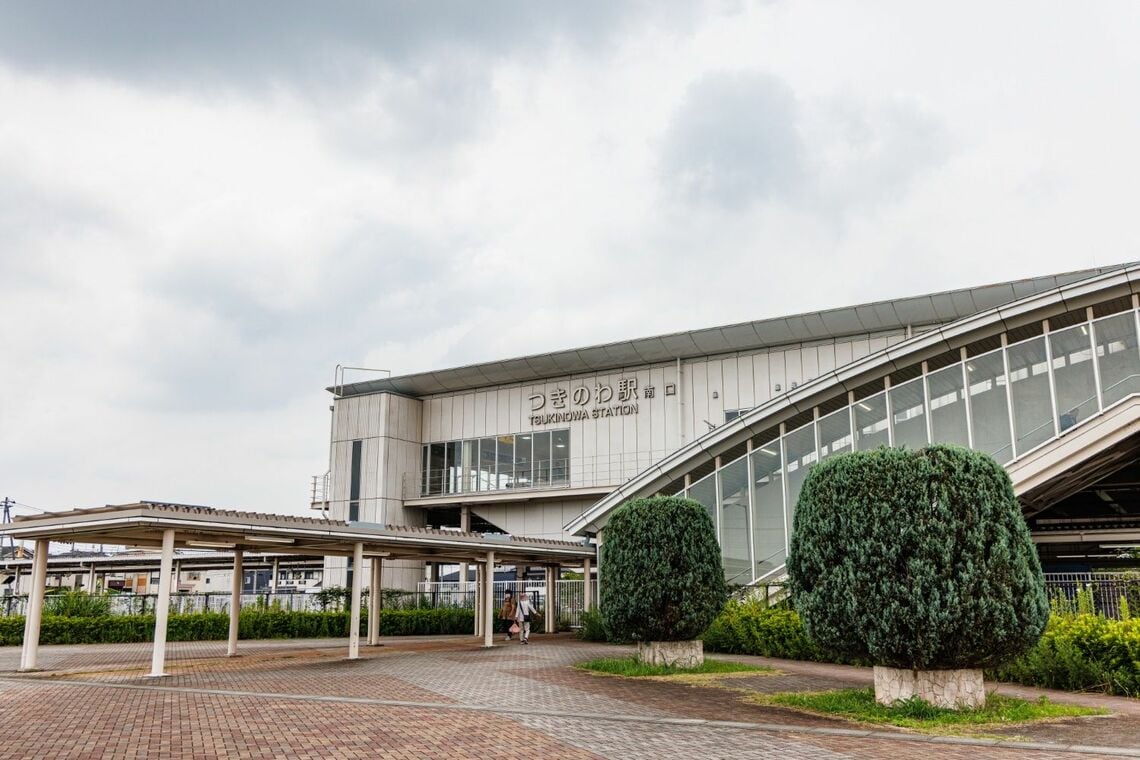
1043;572;1140;620
0;591;330;618
416;579;596;628
0;581;599;627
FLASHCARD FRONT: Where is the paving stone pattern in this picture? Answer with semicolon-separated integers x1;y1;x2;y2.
0;635;1137;759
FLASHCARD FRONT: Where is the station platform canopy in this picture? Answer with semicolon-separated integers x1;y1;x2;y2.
1;500;595;566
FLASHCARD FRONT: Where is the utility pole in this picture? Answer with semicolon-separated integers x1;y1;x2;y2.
1;497;16;558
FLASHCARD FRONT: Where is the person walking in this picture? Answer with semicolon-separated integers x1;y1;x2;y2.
515;590;537;644
498;589;518;641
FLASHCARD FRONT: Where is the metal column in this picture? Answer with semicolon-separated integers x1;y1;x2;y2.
148;529;175;677
348;542;363;659
582;557;592;612
18;539;49;672
368;557;382;646
227;549;243;657
482;551;495;648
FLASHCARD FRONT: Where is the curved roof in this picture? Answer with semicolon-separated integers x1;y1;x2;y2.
566;263;1140;536
333;266;1125;398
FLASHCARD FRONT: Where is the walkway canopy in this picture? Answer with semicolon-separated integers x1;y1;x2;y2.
2;501;596;675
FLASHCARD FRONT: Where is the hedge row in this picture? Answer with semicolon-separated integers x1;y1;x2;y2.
988;614;1140;697
701;600;860;664
700;600;1140;697
0;607;475;646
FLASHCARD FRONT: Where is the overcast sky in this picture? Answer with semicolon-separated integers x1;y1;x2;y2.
2;1;1138;518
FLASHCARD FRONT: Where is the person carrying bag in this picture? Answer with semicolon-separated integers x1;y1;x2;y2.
515;591;537;644
499;589;518;641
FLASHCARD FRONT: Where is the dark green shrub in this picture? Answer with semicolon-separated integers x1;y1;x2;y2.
600;495;727;642
788;445;1048;670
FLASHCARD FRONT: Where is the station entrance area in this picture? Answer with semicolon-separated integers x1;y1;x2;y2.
0;502;596;674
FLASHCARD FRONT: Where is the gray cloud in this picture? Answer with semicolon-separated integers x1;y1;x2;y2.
658;71;951;220
660;72;805;209
0;2;689;90
807;96;952;216
138;221;476;411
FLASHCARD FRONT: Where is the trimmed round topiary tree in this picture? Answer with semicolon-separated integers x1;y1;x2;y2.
787;444;1048;709
600;495;728;667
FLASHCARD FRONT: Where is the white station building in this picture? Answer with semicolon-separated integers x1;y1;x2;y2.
320;263;1140;589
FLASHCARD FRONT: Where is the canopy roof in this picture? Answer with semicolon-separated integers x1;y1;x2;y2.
2;501;594;565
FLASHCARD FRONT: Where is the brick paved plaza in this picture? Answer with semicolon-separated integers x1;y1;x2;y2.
1;635;1138;759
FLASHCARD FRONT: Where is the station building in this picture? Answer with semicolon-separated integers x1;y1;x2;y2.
319;263;1140;589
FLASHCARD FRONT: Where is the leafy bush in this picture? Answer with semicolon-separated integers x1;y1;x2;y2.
788;445;1049;670
0;607;476;646
578;609;626;643
702;600;856;663
43;591;112;617
989;614;1140;696
600;495;727;642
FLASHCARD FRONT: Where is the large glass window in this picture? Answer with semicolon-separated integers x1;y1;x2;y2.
1051;324;1099;432
552;429;570;485
783;423;817;532
428;443;445;495
479;437;497;491
514;434;533;488
445;441;461;493
532;431;551;487
420;429;570;495
462;440;479;492
497;435;515;488
751;442;785;579
687;473;718;530
854;391;889;450
928;363;969;446
1007;336;1053;454
818;407;852;461
1094;312;1140;408
967;349;1012;461
718;456;751;584
889;377;927;450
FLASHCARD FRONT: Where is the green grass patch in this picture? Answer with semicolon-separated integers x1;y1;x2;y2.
576;656;771;677
757;687;1105;732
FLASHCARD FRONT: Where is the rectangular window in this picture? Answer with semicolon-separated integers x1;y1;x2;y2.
349;439;362;522
967;348;1012;460
497;434;515;488
479;438;497;491
532;431;551;486
428;443;445;495
751;441;785;579
515;434;533;488
552;429;570;485
445;441;461;494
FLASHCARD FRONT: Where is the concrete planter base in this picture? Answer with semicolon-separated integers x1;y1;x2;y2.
637;639;704;668
872;666;986;709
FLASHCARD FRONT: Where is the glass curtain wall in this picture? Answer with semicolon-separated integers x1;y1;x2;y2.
928;363;969;446
683;306;1140;586
420;430;570;495
718;457;751;584
750;443;785;580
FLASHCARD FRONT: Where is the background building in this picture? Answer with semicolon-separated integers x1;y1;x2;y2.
318;264;1131;588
